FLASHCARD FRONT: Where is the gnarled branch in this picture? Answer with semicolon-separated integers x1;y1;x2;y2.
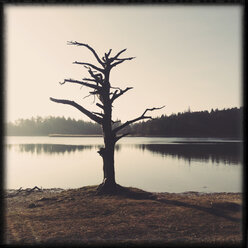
84;66;104;85
67;41;104;67
111;87;133;103
73;61;104;73
111;57;135;68
96;103;104;110
112;120;121;124
50;97;103;124
60;78;101;90
141;106;165;117
82;78;96;82
106;49;112;58
83;78;102;85
111;49;127;61
115;57;136;61
113;106;165;134
92;111;104;117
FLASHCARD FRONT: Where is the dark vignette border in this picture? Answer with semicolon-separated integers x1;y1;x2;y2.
1;1;5;246
0;1;246;248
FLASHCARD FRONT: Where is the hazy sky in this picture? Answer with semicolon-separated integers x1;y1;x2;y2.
5;5;242;123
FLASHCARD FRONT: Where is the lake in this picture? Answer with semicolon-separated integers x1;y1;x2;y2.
4;136;243;193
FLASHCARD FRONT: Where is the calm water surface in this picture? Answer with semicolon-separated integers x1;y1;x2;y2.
5;136;242;193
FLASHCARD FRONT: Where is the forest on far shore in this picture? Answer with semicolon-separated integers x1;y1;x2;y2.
6;107;243;139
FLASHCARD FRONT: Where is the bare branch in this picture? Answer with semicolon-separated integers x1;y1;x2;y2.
84;65;97;72
111;57;135;68
83;93;92;100
115;57;136;61
67;41;104;67
113;120;121;123
104;49;113;63
111;49;127;60
111;119;121;124
111;87;133;103
73;61;104;73
82;78;96;82
89;90;100;95
114;133;130;143
107;49;112;57
86;67;104;85
141;106;165;117
113;106;165;133
60;79;101;90
111;90;118;100
111;86;122;90
96;103;104;110
113;116;151;134
50;97;103;124
92;111;104;117
83;77;102;86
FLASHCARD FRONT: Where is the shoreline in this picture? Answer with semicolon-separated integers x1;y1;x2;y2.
5;134;242;140
5;187;242;196
48;134;102;137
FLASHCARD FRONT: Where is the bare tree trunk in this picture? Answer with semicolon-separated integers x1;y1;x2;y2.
97;132;117;193
97;80;117;193
103;143;116;184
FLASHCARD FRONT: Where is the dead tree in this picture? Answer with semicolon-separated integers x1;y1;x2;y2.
50;42;164;194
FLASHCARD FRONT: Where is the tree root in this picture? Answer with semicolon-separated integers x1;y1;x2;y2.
96;182;156;200
96;181;122;195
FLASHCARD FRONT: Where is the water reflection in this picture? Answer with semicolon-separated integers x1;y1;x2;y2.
136;143;242;165
6;144;99;155
6;142;242;165
6;143;121;155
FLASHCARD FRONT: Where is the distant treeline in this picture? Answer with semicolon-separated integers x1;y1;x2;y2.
6;116;102;136
6;107;243;138
130;107;243;139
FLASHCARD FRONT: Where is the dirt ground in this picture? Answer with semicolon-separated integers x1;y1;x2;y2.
4;186;243;246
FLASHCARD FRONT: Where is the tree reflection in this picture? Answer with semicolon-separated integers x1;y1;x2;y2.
7;144;99;155
7;143;122;155
135;143;242;165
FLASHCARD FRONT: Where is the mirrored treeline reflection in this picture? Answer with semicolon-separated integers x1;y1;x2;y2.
6;144;101;155
136;143;242;165
6;142;242;165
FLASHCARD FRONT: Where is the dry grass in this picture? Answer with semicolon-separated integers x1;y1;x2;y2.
5;186;242;246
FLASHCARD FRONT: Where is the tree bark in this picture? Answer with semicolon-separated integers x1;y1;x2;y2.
102;144;116;184
96;69;117;193
97;128;117;193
